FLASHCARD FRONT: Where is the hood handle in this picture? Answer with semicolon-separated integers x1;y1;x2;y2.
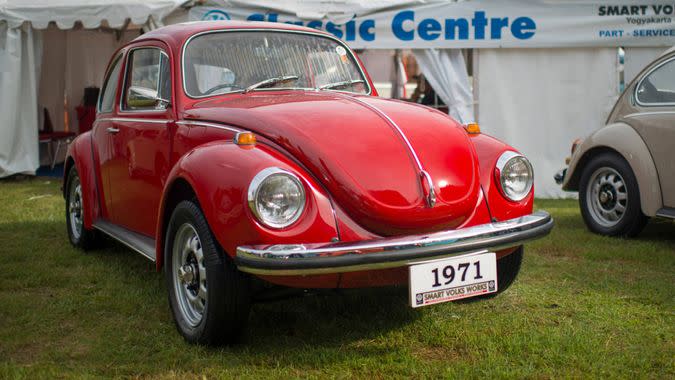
420;170;436;208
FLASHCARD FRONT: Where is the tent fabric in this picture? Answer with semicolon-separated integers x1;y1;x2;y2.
204;0;429;22
413;49;474;124
38;28;139;134
476;47;618;198
0;0;182;29
0;23;41;177
0;0;182;177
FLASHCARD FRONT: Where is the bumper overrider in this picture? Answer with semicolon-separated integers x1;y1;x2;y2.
235;211;553;276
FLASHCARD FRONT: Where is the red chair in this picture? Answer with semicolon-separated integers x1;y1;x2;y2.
39;108;76;169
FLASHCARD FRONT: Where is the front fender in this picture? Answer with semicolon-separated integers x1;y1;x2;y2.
155;141;339;270
63;132;99;230
469;133;534;222
563;122;661;216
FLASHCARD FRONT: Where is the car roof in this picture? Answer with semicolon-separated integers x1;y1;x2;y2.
135;20;330;47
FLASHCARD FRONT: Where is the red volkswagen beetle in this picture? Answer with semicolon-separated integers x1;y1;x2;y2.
63;21;552;344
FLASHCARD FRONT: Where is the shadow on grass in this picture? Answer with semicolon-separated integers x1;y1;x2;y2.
637;218;675;243
1;219;418;359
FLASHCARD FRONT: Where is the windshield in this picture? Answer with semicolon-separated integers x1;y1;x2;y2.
183;31;369;98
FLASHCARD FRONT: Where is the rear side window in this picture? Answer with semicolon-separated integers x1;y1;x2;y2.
123;48;171;111
98;54;123;113
636;57;675;106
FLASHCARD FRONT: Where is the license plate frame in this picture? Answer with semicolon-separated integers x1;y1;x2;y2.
409;251;498;308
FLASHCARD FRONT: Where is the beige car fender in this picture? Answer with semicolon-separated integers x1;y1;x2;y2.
563;122;662;216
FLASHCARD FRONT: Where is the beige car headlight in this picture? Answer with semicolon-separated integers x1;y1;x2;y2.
496;151;534;201
248;167;306;229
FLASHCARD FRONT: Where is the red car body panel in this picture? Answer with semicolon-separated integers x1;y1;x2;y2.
64;20;536;290
186;91;480;236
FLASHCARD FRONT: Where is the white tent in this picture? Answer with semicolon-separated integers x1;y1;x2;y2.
0;0;182;177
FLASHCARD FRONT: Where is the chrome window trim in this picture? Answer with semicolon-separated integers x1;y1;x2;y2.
175;119;242;133
97;117;172;124
634;55;675;107
119;46;171;113
247;167;306;229
624;110;675;118
181;28;372;99
97;53;124;114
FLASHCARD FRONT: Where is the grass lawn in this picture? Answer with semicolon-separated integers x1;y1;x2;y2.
0;178;673;379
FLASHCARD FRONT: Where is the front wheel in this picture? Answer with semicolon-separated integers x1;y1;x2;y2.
578;153;648;237
460;247;523;302
165;200;251;345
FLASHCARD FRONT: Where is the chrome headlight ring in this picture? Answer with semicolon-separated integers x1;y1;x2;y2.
247;167;306;229
495;151;534;202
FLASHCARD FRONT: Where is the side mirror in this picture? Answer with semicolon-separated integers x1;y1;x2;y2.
127;86;170;109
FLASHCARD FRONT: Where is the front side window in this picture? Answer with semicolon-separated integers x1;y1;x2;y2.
636;57;675;105
98;54;123;113
183;31;369;97
123;48;171;110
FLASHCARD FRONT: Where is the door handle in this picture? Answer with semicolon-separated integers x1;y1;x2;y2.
106;127;120;134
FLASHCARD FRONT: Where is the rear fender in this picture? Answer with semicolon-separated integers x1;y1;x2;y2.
63;132;99;230
563;122;661;216
155;141;339;270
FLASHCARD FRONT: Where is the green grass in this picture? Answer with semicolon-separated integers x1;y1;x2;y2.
0;178;673;379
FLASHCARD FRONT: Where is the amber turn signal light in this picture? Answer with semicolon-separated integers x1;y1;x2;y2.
234;131;256;146
465;123;481;134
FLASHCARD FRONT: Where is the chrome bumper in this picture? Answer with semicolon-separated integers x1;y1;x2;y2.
235;211;553;276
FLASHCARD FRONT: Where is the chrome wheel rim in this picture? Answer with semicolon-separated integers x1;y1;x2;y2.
172;223;207;327
68;176;83;240
586;167;628;228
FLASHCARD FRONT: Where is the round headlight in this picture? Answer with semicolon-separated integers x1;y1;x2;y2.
248;167;306;229
496;152;534;201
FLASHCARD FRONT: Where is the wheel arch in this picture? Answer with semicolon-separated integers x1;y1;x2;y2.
563;123;662;216
154;141;340;272
156;175;199;271
63;133;99;229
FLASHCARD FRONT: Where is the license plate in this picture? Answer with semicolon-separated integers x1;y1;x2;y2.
409;251;497;308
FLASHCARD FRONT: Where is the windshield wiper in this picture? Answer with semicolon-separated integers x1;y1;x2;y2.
318;79;365;91
243;75;299;94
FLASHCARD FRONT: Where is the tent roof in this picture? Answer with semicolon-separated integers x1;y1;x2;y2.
0;0;183;29
204;0;434;20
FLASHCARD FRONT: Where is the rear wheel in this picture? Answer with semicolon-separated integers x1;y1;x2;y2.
578;153;648;237
165;200;251;345
65;167;101;250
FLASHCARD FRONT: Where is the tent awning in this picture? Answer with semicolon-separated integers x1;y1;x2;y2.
0;0;183;29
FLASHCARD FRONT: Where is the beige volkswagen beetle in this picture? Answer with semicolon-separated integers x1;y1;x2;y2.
557;47;675;237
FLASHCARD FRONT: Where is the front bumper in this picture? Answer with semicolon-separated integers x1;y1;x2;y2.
236;211;553;276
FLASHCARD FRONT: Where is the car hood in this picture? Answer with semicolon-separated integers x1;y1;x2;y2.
185;91;480;236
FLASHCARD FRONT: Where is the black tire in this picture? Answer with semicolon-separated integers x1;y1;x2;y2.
578;152;648;237
495;246;523;293
165;200;251;345
65;167;101;250
459;247;523;302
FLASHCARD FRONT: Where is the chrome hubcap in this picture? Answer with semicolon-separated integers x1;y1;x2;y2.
172;223;207;327
586;167;627;227
68;177;83;240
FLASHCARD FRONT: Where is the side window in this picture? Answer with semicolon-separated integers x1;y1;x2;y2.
636;58;675;106
98;54;123;113
123;48;171;111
